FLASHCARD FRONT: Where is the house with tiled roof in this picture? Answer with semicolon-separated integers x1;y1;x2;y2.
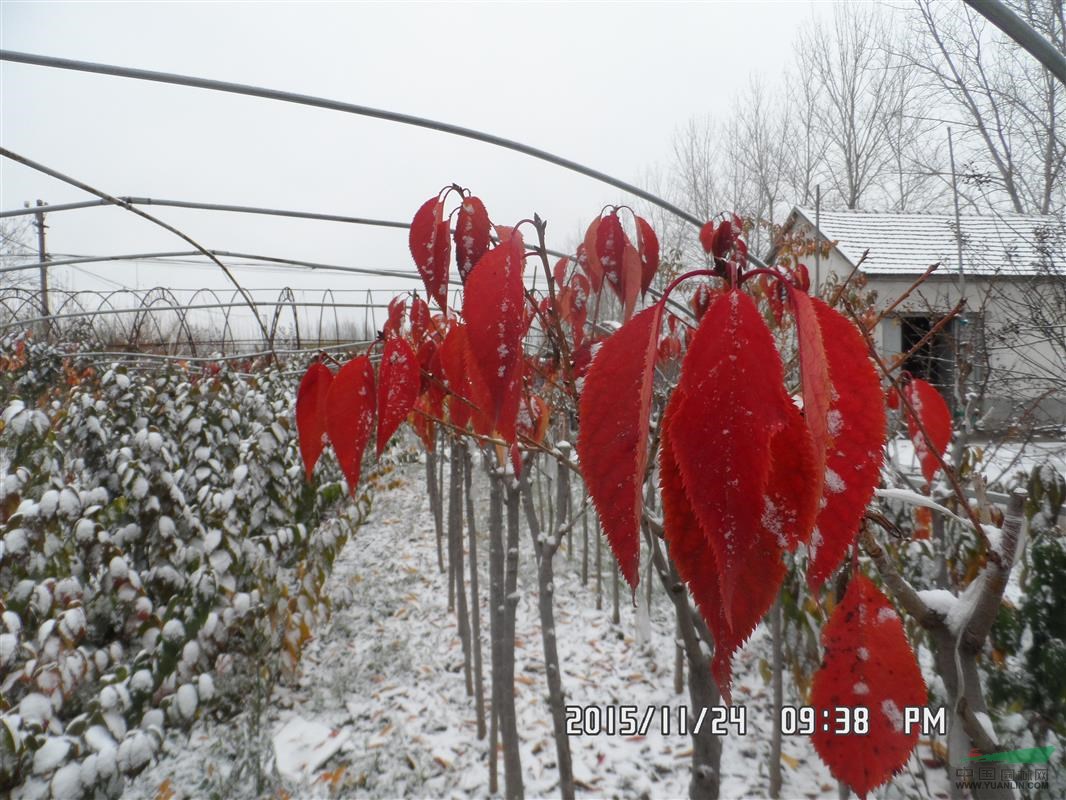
773;208;1066;430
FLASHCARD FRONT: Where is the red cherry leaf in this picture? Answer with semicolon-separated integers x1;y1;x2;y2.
409;197;451;312
454;195;492;283
581;221;604;292
325;355;376;495
791;288;832;500
553;256;570;287
410;296;431;345
375;337;418;457
690;283;714;321
595;211;627;300
383;296;406;339
699;221;716;254
620;241;643;322
635;216;660;295
660;388;737;699
296;362;333;481
904;378;951;484
577;301;664;588
807;300;887;590
462;238;526;442
812;573;926;799
671;289;792;623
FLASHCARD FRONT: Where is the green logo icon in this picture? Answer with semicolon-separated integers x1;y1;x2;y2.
968;746;1055;764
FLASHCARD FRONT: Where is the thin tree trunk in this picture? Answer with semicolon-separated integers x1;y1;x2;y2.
521;462;575;800
674;615;685;695
595;518;603;611
488;465;504;795
465;446;486;739
769;595;784;799
501;474;525;800
449;440;472;695
427;449;444;573
581;503;589;585
612;560;621;625
647;527;721;800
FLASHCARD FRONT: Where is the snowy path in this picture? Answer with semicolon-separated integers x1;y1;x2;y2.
130;457;945;799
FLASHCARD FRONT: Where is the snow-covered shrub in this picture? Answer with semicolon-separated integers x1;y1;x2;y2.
0;335;371;797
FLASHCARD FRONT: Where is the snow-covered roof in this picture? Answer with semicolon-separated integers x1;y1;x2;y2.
790;207;1065;277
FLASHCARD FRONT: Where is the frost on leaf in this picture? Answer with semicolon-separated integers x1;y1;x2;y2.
671;289;794;623
811;573;926;799
805;299;887;590
462;237;526;443
325;355;376;496
409;196;451;311
577;301;664;588
454;195;492;283
375;337;418;457
295;362;333;481
903;378;952;484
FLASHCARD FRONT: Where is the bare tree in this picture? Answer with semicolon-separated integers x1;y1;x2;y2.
909;0;1066;215
797;5;919;210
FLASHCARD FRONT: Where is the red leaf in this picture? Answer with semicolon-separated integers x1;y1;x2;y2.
383;296;406;339
671;289;793;622
462;239;526;442
577;301;664;588
904;378;951;483
699;221;716;254
439;324;493;436
620;241;643;322
409;197;451;311
811;573;926;798
325;355;376;495
595;211;627;300
552;256;570;287
807;300;886;590
296;362;333;481
410;296;431;345
690;283;714;321
791;288;832;501
581;221;604;292
659;388;736;699
375;337;418;457
454;195;492;283
635;216;660;295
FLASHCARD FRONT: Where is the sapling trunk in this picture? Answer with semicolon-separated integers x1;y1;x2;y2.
488;464;504;795
581;504;589;585
465;446;486;739
521;459;576;800
426;448;445;574
769;595;784;799
501;472;525;800
449;439;472;695
646;526;722;800
595;518;603;611
612;560;621;625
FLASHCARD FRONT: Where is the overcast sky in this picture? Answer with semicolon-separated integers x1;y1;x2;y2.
1;1;833;337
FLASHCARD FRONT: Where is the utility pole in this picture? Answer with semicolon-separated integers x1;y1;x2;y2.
32;199;51;329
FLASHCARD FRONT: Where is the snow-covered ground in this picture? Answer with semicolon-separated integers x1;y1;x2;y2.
128;458;951;799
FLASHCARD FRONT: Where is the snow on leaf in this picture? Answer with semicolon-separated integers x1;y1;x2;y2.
325;355;376;496
595;211;627;301
904;378;952;483
296;362;333;481
806;299;886;590
671;289;792;623
375;337;418;457
454;195;492;283
577;301;664;588
462;238;525;443
409;197;451;312
811;573;926;799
